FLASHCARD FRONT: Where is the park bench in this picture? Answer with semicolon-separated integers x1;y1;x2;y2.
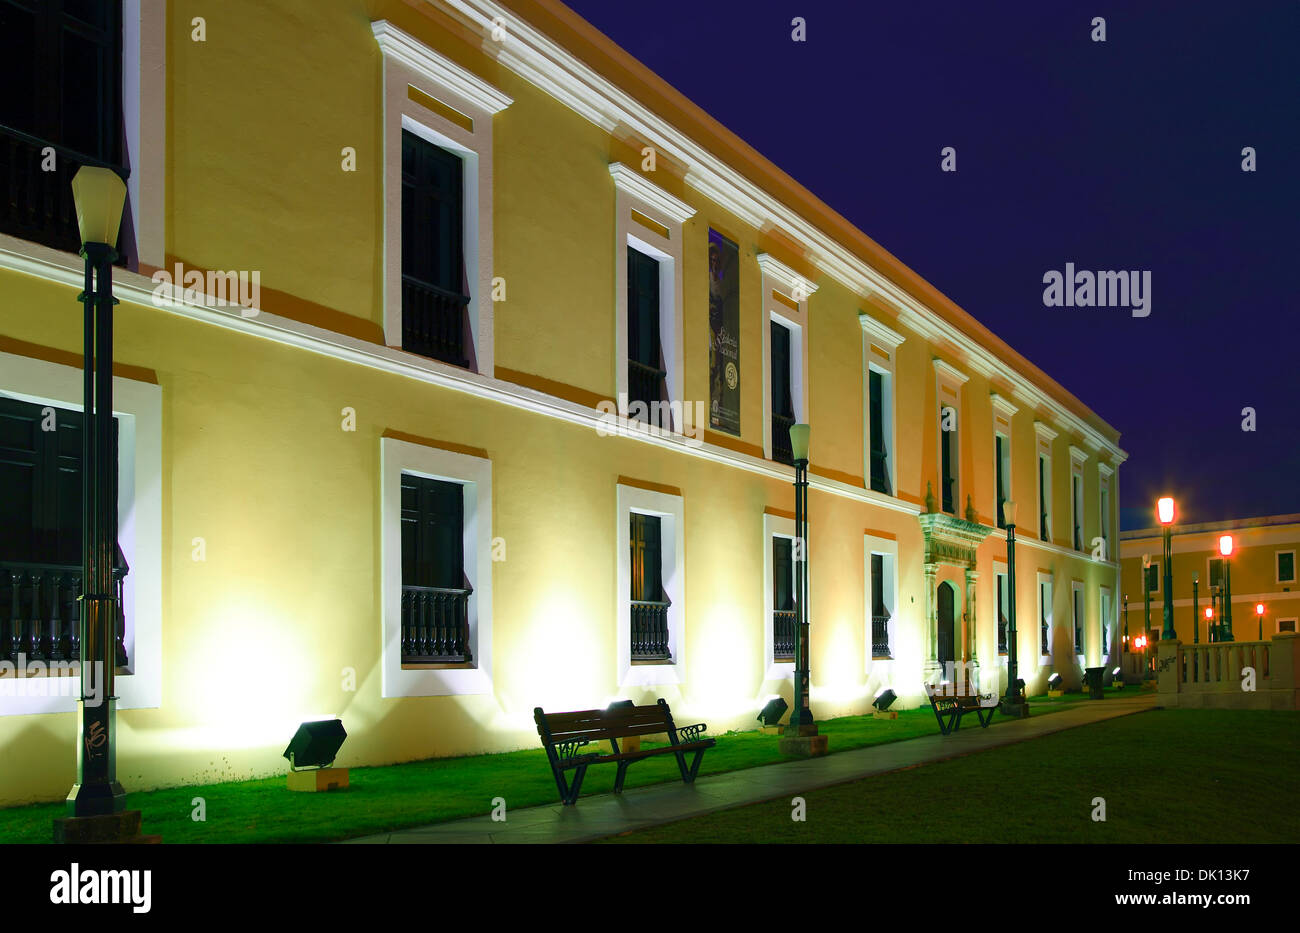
534;699;715;805
925;681;998;735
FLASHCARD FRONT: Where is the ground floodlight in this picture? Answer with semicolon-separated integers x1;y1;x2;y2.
1047;673;1062;688
283;719;347;771
1112;667;1121;677
873;689;897;712
758;697;788;726
607;699;635;710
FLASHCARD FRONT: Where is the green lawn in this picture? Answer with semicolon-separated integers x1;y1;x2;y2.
597;709;1298;844
0;691;1098;844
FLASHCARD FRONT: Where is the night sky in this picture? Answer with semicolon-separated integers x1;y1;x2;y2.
563;0;1299;530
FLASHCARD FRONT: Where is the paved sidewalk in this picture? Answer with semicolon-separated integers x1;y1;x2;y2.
344;693;1157;844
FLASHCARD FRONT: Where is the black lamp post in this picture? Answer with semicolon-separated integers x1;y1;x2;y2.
1256;603;1264;641
1191;575;1199;644
1122;594;1128;654
1143;557;1152;643
1000;501;1027;716
1218;535;1235;642
1157;497;1176;641
64;166;128;819
783;423;818;741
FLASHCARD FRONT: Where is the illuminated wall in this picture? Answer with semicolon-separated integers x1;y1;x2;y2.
0;0;1124;805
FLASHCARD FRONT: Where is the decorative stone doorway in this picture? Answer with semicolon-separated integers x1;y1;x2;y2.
918;497;994;685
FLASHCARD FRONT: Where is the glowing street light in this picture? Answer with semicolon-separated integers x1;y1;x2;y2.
1156;498;1177;641
1256;603;1265;641
1218;534;1235;642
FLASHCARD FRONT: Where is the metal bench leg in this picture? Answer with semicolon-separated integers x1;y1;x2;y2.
685;749;706;783
614;760;631;794
565;764;589;805
673;750;690;782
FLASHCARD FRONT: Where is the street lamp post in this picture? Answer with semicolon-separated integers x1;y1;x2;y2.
1157;497;1176;641
1143;555;1152;647
1191;575;1199;645
1219;535;1235;642
1000;501;1027;716
1256;603;1265;641
61;167;128;826
779;423;826;757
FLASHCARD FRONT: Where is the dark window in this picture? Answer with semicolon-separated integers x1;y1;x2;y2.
773;537;795;662
0;396;116;566
1278;552;1295;583
0;0;125;255
630;513;670;660
399;474;471;663
868;369;891;495
870;552;891;659
627;247;668;427
995;434;1007;528
771;321;794;465
997;573;1008;654
1040;583;1050;655
1073;589;1083;653
940;405;956;513
1208;558;1223;589
1072;474;1082;550
1038;455;1049;541
1145;562;1160;594
400;475;464;590
401;129;470;368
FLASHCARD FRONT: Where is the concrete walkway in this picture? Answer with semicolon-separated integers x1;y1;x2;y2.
344;693;1157;844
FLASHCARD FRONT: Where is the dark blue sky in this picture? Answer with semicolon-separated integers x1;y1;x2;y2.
564;0;1299;530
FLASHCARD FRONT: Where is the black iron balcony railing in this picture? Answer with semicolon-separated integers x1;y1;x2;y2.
1;560;128;668
772;412;794;465
401;584;473;663
869;446;891;495
997;615;1008;655
942;475;955;514
1075;628;1083;654
401;277;470;368
773;608;796;662
631;598;671;661
0;124;129;259
627;359;668;429
1041;620;1050;655
871;611;892;660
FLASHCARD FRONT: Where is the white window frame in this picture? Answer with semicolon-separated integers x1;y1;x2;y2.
373;20;513;378
758;254;816;460
864;532;898;670
934;359;969;515
763;513;797;681
1034;421;1057;543
1037;573;1054;661
617;483;685;686
1276;549;1297;585
993;560;1009;656
991;395;1017;530
1099;585;1113;663
1098;463;1114;562
0;350;162;716
1069;445;1088;551
610;164;694;432
1277;618;1298;635
1146;557;1161;595
122;0;166;270
380;436;493;697
860;313;904;497
1071;580;1086;661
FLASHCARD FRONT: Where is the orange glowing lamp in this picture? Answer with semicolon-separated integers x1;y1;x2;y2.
1156;497;1175;525
1219;534;1234;557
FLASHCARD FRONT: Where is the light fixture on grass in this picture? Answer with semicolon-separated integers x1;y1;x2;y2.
284;719;349;793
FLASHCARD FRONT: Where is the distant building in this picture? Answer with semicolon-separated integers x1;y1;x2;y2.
1120;513;1300;645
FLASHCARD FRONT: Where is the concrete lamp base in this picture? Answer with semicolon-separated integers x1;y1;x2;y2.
779;734;829;758
53;810;161;844
872;709;898;720
287;767;349;793
999;699;1030;719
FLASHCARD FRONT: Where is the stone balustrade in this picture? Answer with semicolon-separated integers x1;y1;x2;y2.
1156;633;1299;710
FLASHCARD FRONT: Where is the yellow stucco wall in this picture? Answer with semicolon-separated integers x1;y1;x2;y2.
0;0;1124;805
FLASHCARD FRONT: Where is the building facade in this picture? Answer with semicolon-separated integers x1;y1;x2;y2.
1120;513;1300;647
0;0;1124;805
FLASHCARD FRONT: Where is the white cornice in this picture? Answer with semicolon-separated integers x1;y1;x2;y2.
435;0;1126;464
372;20;513;114
1034;421;1059;442
756;253;818;298
932;358;970;386
1069;444;1089;464
607;163;696;223
1098;462;1115;478
858;312;905;349
990;393;1019;419
0;236;920;520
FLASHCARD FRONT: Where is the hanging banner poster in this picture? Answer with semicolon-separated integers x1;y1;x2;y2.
708;228;740;435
